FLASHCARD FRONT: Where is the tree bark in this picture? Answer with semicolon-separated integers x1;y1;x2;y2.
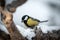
6;0;27;13
1;10;26;40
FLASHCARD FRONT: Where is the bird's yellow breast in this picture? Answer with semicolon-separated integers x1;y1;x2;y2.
27;18;39;26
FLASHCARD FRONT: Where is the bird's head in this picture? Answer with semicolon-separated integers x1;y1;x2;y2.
22;15;29;22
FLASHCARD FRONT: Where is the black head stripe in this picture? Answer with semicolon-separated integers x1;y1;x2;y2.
22;15;29;21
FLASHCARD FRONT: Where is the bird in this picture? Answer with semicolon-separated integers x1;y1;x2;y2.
21;15;48;29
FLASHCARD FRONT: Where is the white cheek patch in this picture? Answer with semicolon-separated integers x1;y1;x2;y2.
24;16;28;20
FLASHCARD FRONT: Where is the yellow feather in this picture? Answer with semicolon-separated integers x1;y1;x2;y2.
27;18;39;26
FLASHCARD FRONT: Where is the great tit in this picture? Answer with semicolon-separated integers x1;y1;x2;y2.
22;15;48;29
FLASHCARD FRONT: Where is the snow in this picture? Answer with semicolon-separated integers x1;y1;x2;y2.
16;25;36;40
38;24;60;33
0;23;9;34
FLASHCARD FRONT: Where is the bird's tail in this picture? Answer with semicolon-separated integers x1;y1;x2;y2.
40;20;48;23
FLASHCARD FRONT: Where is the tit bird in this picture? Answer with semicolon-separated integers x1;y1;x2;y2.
22;15;48;29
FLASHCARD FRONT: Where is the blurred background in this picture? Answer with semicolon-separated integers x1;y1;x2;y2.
13;0;60;33
0;0;60;40
0;0;60;33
